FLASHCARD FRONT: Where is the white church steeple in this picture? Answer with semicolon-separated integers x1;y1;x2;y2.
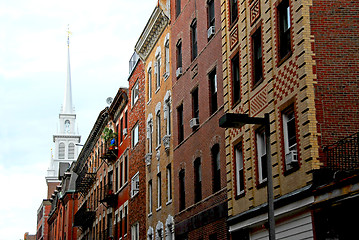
62;27;73;114
46;26;81;186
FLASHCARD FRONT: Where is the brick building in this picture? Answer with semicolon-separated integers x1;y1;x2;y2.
220;0;359;239
36;200;51;240
135;1;175;239
170;0;227;239
127;52;147;240
73;88;129;240
47;164;78;240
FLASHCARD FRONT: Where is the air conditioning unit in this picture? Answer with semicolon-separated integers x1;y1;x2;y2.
176;67;183;78
123;128;127;137
190;118;199;128
285;150;298;166
207;26;215;39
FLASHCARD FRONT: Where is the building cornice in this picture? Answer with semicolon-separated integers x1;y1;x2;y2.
135;7;169;61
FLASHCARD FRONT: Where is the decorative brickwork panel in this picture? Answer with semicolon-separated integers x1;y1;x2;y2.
274;58;299;103
250;0;260;26
249;86;267;116
230;26;239;50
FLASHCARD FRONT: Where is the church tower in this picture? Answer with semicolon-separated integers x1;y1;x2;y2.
45;29;81;197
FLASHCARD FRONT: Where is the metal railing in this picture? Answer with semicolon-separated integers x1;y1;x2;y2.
324;132;359;171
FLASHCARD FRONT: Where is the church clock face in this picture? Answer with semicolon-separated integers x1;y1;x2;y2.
65;120;70;133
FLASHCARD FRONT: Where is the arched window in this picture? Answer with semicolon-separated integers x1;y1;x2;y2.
68;143;75;159
59;143;65;159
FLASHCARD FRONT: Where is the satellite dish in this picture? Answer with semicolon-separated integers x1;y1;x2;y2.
106;97;113;105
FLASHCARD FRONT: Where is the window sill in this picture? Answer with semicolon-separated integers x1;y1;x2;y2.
257;179;267;189
166;199;172;206
155;87;160;94
156;206;162;212
148;212;152;218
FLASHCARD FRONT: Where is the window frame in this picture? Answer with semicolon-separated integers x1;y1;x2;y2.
132;80;139;106
231;52;240;105
131;171;139;198
191;19;198;61
235;143;245;197
194;158;202;203
157;172;162;210
148;180;153;215
177;104;184;144
282;106;298;172
166;164;172;203
209;69;218;115
212;144;221;193
132;123;139;147
230;0;238;26
148;67;152;101
256;129;267;185
179;169;186;211
208;0;215;28
252;26;263;87
156;111;161;147
176;41;182;70
277;0;292;62
176;0;181;18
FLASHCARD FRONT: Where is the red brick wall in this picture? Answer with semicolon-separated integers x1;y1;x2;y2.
128;59;147;239
311;0;359;149
171;0;227;238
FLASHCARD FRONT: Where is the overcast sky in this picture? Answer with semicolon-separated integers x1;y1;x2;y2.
0;0;156;239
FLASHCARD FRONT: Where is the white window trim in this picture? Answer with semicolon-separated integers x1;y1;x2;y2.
235;145;244;195
131;171;140;198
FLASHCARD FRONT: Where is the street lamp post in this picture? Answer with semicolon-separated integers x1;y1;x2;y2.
219;113;276;240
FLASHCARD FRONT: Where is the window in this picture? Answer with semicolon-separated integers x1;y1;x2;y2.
132;80;139;106
192;88;199;120
256;129;267;184
120;117;124;142
59;142;65;159
177;105;184;143
212;144;221;193
231;53;240;104
208;0;215;28
131;172;139;197
119;210;123;237
230;0;238;25
209;69;218;114
115;165;119;191
179;169;186;211
165;99;171;135
124;155;128;184
235;143;245;195
131;222;139;240
68;143;75;159
132;123;139;147
156;112;161;147
165;40;170;77
278;0;291;60
148;68;152;100
148;180;153;215
194;158;202;203
282;107;298;170
176;41;182;69
124;206;128;235
157;173;162;209
191;20;198;60
148;120;153;153
155;56;161;90
252;28;263;85
167;164;172;202
176;0;181;17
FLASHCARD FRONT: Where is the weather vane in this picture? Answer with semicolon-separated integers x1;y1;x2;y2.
67;24;72;47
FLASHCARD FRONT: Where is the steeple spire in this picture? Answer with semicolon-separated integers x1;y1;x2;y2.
62;25;73;114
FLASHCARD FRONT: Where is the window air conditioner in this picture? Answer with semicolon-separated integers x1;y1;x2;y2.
176;67;183;78
190;118;199;128
207;26;215;39
123;128;127;137
285;150;298;166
